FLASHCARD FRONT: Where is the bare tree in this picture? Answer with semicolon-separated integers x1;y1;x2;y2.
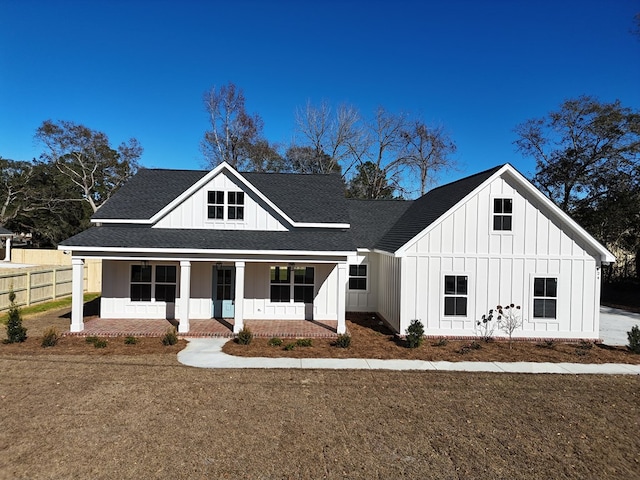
202;83;263;170
346;107;408;198
293;101;361;176
35;120;142;213
399;121;457;196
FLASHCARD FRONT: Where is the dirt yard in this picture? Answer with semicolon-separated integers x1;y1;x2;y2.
0;353;638;479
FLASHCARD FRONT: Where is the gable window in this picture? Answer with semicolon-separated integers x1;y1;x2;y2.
293;267;314;303
348;265;367;290
207;191;224;219
533;277;557;318
228;191;244;220
270;266;290;303
130;265;152;301
444;275;468;316
493;198;513;231
155;265;177;302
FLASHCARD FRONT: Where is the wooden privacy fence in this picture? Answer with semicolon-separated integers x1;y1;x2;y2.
0;266;87;312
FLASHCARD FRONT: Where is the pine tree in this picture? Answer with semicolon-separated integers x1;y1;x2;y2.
5;288;27;343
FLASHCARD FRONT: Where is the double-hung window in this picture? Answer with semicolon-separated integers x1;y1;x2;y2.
207;191;224;219
270;266;290;303
533;277;557;318
155;265;177;302
348;265;367;290
444;275;468;316
130;265;152;301
493;198;513;231
293;267;314;303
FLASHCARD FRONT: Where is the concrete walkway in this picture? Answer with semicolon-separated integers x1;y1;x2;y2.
177;338;640;375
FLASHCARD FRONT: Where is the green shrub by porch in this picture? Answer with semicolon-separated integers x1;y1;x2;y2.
5;288;27;344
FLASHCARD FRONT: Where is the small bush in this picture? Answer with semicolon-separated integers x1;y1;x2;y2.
4;288;27;344
295;338;313;347
334;333;351;348
577;340;593;350
162;327;178;346
575;347;588;356
93;338;108;348
537;339;556;349
458;341;481;355
283;342;296;351
433;337;448;347
628;325;640;354
236;326;253;345
124;336;138;345
469;340;481;350
85;335;99;344
41;327;60;348
405;319;424;348
267;337;283;347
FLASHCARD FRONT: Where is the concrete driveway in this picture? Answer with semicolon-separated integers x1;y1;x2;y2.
600;306;640;345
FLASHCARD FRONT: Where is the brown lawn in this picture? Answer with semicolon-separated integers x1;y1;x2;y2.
0;354;638;479
1;305;639;478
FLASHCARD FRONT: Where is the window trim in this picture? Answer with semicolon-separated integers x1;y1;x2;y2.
442;273;470;318
491;195;514;234
348;263;368;291
531;275;558;320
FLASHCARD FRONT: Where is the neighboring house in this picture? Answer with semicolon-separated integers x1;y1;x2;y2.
59;162;615;340
0;226;13;261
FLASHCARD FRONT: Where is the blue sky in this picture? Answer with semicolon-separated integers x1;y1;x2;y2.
1;0;638;185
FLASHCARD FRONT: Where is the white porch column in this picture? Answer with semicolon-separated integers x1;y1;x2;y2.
336;262;347;334
233;261;245;333
179;261;191;334
70;257;85;332
4;237;11;261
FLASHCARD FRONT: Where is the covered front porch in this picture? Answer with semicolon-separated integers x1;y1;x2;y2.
67;254;349;336
67;317;340;338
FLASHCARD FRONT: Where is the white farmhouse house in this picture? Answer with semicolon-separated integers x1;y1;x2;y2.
59;162;615;340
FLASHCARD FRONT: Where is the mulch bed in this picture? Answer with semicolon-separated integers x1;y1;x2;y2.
222;313;640;364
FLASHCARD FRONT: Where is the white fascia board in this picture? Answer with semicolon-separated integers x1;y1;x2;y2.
372;248;397;257
91;162;350;229
59;246;356;257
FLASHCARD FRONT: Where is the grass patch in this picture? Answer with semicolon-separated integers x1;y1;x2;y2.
0;293;100;324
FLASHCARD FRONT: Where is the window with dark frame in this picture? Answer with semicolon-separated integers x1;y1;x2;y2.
444;275;468;316
270;266;290;303
533;277;557;318
348;264;367;290
293;267;314;303
493;198;513;231
130;265;152;301
207;191;224;219
228;191;244;220
155;265;177;303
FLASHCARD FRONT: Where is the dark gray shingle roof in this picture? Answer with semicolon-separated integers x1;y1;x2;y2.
347;199;413;249
243;172;349;224
60;226;355;252
93;168;350;224
375;165;503;252
93;169;207;220
0;226;13;236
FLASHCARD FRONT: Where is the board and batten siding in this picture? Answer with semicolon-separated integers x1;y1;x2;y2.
154;170;288;231
399;175;603;339
345;253;379;312
376;253;402;332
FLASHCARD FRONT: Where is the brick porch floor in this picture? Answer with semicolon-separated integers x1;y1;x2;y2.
68;317;339;338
